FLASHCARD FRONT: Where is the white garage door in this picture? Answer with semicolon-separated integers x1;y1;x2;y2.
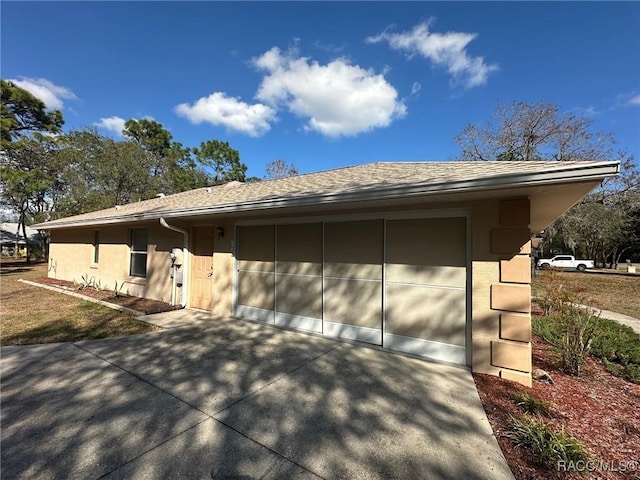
384;217;467;364
234;216;468;365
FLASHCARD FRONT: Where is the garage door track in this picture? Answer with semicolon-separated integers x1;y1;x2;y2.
1;314;513;479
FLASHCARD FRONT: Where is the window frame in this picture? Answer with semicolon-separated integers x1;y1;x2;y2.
129;228;148;278
93;230;100;264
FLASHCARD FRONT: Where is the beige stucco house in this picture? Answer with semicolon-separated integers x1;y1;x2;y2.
34;161;619;386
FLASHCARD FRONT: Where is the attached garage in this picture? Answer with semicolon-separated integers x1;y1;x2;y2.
235;213;469;365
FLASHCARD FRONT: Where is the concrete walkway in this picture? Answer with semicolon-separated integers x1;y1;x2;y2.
597;309;640;334
576;305;640;334
1;314;513;480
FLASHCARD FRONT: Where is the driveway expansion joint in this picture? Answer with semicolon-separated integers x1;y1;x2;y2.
71;341;331;480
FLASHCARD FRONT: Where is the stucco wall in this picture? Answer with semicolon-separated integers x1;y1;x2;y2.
49;222;183;303
469;198;532;386
46;197;532;386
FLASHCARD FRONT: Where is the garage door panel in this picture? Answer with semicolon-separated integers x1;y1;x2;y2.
324;220;383;265
385;285;466;346
324;262;381;280
237;225;275;262
276;274;322;319
385;264;466;288
238;260;275;273
276;223;322;263
324;278;382;329
237;271;275;310
276;261;322;276
386;217;466;267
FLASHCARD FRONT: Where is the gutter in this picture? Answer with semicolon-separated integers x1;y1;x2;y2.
34;161;620;230
159;218;189;308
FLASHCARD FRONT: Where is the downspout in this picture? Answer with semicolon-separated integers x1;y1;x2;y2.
159;218;189;308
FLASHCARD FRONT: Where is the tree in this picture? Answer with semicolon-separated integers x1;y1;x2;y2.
54;129;153;216
455;101;640;267
194;140;247;183
264;159;299;180
1;79;63;147
455;102;620;163
1;79;65;260
123;118;210;193
1;134;60;259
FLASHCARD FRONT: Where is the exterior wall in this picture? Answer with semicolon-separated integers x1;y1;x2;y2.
46;196;533;386
49;222;183;303
470;198;532;386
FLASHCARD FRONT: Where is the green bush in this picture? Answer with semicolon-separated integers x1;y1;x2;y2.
507;416;589;469
532;309;596;376
533;314;640;383
511;392;554;418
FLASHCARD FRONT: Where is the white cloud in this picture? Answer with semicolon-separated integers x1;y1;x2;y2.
627;94;640;106
94;116;127;136
366;20;498;88
411;82;421;96
613;91;640;109
175;92;276;137
253;47;406;137
9;77;77;110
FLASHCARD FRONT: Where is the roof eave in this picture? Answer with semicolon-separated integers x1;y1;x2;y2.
35;161;620;230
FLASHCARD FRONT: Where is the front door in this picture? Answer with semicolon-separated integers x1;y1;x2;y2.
190;226;214;310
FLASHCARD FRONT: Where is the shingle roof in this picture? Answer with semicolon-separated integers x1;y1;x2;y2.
35;160;618;229
0;223;40;244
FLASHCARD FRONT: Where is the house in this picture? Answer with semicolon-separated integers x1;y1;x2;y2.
34;161;619;386
0;222;41;257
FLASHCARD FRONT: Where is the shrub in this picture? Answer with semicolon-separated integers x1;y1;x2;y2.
559;310;596;376
511;392;554;418
507;416;589;469
532;309;596;376
534;313;640;383
534;271;578;316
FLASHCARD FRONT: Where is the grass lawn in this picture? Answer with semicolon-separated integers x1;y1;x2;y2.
532;270;640;319
0;260;159;346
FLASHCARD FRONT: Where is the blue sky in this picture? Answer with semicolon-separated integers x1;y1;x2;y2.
3;2;639;178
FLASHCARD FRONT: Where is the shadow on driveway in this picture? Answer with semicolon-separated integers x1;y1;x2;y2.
1;316;513;479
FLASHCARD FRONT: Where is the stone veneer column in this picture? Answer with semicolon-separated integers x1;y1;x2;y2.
489;199;532;386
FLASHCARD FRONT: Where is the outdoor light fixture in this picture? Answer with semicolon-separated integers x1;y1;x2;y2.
216;226;225;239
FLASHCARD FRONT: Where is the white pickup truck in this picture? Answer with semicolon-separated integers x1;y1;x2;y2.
536;255;595;272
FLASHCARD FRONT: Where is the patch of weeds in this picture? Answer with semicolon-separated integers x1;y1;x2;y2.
113;280;128;297
74;273;97;290
511;392;554;418
506;416;589;469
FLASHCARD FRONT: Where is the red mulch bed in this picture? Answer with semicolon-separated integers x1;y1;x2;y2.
31;277;181;315
475;336;640;480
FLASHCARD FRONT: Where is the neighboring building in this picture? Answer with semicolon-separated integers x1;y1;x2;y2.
0;222;40;257
34;161;619;386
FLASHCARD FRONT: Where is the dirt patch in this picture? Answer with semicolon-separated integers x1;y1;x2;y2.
475;335;640;480
31;277;181;315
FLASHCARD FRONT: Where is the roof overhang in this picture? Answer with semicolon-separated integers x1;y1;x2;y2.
35;161;620;230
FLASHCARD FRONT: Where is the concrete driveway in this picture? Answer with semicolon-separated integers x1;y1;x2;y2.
1;313;513;480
